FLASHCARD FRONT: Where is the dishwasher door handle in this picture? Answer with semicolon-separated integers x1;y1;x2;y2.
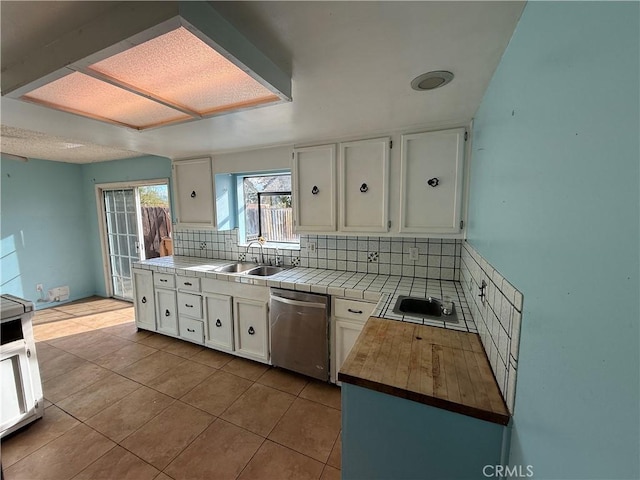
270;295;326;309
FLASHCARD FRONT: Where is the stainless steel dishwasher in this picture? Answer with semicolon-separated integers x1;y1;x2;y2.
270;288;329;381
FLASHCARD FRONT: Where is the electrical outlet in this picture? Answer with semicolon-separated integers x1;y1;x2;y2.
409;247;419;261
308;242;316;252
36;283;43;292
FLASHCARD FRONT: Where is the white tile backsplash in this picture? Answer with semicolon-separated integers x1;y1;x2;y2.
173;229;462;281
460;241;524;414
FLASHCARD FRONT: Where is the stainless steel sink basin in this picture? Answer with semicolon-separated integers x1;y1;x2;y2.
392;295;459;323
245;266;286;276
216;262;259;273
214;263;285;277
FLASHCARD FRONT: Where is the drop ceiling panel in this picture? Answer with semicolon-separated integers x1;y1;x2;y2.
88;26;280;115
22;72;190;129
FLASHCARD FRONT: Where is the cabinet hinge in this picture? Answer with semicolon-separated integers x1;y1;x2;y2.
292;152;295;159
388;220;391;229
389;140;393;149
460;220;464;230
464;132;468;141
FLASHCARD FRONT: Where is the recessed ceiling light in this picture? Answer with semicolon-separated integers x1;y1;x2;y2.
410;71;454;91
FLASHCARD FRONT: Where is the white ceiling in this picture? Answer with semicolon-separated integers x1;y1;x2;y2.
0;1;525;163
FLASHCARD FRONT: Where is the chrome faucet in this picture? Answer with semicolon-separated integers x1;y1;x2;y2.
271;247;282;267
245;241;265;264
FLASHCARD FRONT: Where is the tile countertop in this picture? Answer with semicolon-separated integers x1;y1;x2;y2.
134;256;476;333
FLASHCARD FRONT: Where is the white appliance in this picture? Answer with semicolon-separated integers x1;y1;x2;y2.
1;294;44;438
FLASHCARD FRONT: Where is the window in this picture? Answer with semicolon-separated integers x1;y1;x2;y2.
242;173;299;244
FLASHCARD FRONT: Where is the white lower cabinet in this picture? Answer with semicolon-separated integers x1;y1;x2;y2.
205;293;234;352
133;269;156;331
332;297;376;384
234;298;269;363
156;288;178;336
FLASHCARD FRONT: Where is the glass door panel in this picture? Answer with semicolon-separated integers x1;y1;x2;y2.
103;188;141;300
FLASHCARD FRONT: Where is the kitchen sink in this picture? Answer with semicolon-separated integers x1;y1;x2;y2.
245;266;286;276
216;262;259;273
392;295;459;323
214;263;285;277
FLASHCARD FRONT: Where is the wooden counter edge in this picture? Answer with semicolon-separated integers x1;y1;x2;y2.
338;371;510;426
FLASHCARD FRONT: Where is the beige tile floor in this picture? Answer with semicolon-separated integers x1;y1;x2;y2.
2;298;342;480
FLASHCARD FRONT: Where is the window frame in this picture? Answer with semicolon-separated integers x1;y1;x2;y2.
236;171;299;247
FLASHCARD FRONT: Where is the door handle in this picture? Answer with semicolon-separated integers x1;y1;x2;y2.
165;309;170;317
348;308;363;314
187;328;195;333
216;319;222;327
248;326;255;335
185;304;193;308
141;296;147;304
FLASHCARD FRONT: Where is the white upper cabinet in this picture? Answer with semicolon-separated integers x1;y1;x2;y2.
399;129;465;234
292;144;337;232
172;157;216;229
339;137;390;232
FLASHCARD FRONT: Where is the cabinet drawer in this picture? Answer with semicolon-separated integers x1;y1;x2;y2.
154;273;175;289
177;292;203;319
176;276;201;292
334;298;375;323
179;317;204;344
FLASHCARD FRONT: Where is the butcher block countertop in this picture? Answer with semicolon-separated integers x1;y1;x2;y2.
338;317;510;425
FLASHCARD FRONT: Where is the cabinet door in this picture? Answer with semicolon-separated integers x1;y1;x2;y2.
156;288;178;336
292;144;337;232
173;157;215;229
205;293;234;352
339;137;390;232
333;319;364;385
133;269;155;331
399;129;465;234
233;298;269;363
0;344;36;435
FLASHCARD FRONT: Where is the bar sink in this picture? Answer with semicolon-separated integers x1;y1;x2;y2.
392;295;459;323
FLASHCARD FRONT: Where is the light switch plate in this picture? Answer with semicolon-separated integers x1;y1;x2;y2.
308;242;316;252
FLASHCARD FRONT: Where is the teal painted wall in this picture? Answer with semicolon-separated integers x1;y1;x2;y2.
0;155;171;306
0;157;95;306
80;155;172;296
342;383;505;480
467;2;639;479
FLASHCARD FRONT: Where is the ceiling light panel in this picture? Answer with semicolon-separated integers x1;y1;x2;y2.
22;72;190;129
88;27;280;116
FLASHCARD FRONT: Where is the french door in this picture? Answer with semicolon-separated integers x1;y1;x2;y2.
103;188;143;300
97;179;171;301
